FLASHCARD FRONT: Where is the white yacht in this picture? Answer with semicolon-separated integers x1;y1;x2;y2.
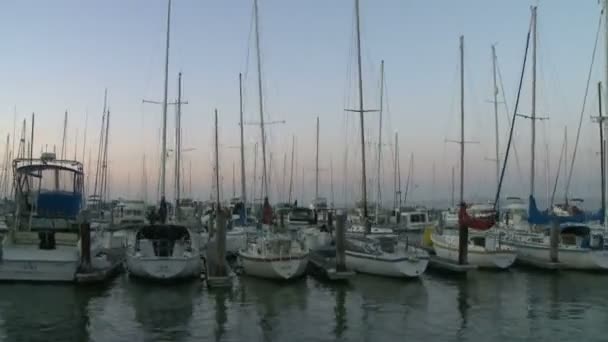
431;231;517;269
502;223;608;270
126;224;202;280
114;200;147;227
0;154;108;281
239;232;308;280
345;235;428;278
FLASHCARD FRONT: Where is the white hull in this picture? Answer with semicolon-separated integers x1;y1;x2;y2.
432;235;516;269
239;254;308;280
503;240;608;270
0;259;78;282
126;255;202;280
345;251;428;278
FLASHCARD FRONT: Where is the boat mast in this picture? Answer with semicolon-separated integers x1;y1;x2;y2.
330;158;335;208
160;0;172;204
60;110;68;160
215;109;221;209
238;73;248;214
393;132;398;210
288;135;295;204
492;45;500;204
375;60;384;221
175;72;182;218
315;116;319;201
604;0;608;228
530;6;537;200
451;165;455;208
457;35;468;265
355;0;369;230
253;0;268;200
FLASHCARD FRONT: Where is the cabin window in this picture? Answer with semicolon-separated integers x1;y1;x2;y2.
410;214;426;223
471;237;485;247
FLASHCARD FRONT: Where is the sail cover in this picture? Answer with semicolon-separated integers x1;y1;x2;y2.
458;203;496;230
527;195;603;225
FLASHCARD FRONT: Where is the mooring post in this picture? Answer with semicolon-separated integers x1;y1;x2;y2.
216;210;227;276
336;212;346;272
328;211;334;236
280;211;285;228
458;204;468;265
80;221;91;271
550;219;559;263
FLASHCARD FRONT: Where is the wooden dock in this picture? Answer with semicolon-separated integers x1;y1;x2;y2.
307;250;355;281
76;248;125;284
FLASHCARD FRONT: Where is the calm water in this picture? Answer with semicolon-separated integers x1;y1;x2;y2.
0;269;607;341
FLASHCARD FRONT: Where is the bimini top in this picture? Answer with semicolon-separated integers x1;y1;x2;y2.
14;156;83;175
136;224;191;241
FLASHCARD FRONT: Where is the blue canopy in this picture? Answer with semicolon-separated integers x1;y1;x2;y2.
527;195;603;225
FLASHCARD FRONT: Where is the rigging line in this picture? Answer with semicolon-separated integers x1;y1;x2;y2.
550;129;567;207
494;13;533;210
496;55;524;185
565;12;603;199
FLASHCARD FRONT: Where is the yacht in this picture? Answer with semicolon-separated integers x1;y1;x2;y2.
345;235;428;277
502;223;608;270
239;231;309;280
0;153;108;281
126;224;202;280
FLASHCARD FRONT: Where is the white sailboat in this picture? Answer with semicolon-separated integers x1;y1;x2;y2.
501;5;608;270
342;0;428;278
126;0;202;281
430;36;516;270
238;0;308;280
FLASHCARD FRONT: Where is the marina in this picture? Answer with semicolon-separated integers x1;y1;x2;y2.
1;0;608;340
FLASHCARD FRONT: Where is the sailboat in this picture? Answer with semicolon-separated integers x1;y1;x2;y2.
126;0;202;281
430;36;516;270
341;0;428;278
501;6;608;270
238;0;308;280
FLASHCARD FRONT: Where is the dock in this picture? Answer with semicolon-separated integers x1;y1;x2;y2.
76;247;125;284
307;249;355;281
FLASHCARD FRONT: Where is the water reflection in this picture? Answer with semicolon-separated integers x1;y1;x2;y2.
208;288;231;342
0;283;103;342
333;285;347;338
125;279;200;342
238;277;308;341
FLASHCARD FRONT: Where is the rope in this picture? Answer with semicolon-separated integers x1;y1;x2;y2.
565;12;603;199
494;15;533;210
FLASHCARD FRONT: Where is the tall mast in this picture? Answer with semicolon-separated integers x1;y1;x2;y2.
315;116;320;200
101;109;111;204
175;72;182;217
232;162;236;198
288;136;295;204
599;82;607;229
355;0;369;227
530;6;537;199
30;112;34;161
215;109;221;209
82;110;88;164
60;110;68;160
93;89;107;205
239;73;247;210
451;165;455;207
282;153;286;202
160;0;172;202
492;45;500;202
458;35;467;265
394;132;399;210
252;142;258;208
376;60;384;220
254;0;268;199
459;35;465;208
330;158;335;208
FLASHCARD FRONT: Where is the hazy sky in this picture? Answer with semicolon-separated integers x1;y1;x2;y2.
0;0;605;208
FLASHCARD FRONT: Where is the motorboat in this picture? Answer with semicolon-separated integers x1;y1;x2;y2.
0;153;108;281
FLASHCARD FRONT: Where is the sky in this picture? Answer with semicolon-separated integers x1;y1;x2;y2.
0;0;606;208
